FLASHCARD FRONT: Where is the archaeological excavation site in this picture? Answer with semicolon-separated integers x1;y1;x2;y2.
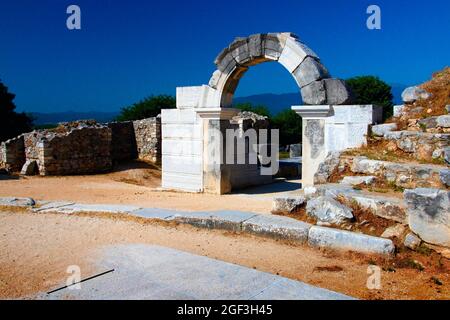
1;3;449;303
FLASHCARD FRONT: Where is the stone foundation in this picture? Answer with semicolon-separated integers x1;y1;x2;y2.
1;117;161;176
0;135;25;172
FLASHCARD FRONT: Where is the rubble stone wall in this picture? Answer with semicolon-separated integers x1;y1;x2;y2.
37;124;113;175
1;117;161;176
133;117;161;163
0;135;25;172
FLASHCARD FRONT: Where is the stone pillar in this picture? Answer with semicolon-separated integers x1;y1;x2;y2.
292;105;331;187
196;108;239;194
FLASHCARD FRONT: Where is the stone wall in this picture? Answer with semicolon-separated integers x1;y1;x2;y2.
108;121;138;161
1;117;162;176
0;135;25;172
133;117;161;163
24;122;113;175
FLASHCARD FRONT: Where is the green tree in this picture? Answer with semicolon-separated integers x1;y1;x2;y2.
272;109;302;147
345;76;394;120
0;80;33;142
116;95;176;121
234;102;271;118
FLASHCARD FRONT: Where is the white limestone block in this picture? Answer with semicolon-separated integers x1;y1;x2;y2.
278;38;318;73
176;86;203;108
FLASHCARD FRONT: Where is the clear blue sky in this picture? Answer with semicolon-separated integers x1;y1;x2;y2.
1;0;449;113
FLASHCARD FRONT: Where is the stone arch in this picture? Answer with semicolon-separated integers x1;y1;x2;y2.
207;32;352;108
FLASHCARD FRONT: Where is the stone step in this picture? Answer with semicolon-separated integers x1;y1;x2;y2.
382;130;449;162
340;156;448;189
310;184;408;224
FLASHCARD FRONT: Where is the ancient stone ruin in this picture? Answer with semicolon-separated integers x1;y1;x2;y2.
0;117;161;176
161;32;382;194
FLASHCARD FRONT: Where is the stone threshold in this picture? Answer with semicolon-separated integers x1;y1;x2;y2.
0;197;394;256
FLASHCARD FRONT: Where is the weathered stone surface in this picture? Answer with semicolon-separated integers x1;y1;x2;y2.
0;197;35;207
340;176;375;186
404;232;421;250
349;156;446;189
324;79;353;105
170;211;257;232
304;119;324;159
293;57;329;88
0;135;25;172
314;151;341;184
20;159;38;176
301;80;327;105
444;147;450;164
272;196;306;213
306;196;353;225
393;105;406;117
381;224;406;239
308;226;395;255
417;117;438;129
242;215;311;242
436;115;450;128
404;188;450;247
440;169;450;187
401;86;432;103
315;184;408;223
289;144;302;158
371;123;397;137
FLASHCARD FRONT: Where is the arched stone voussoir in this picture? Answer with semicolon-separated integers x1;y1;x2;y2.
300;78;354;106
323;78;354;105
293;56;330;88
301;80;327;105
278;36;320;73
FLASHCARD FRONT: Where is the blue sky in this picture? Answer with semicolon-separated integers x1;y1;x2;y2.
1;0;449;113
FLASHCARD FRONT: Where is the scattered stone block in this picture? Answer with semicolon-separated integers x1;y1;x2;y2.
381;224;406;239
272;196;305;213
404;188;450;247
439;169;450;187
306;196;353;225
445;147;450;164
0;197;35;207
308;226;395;255
436;115;450;128
371;123;397;137
401;86;432;103
340;176;375;186
404;232;421;250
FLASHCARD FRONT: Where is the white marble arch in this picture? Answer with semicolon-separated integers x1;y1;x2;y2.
162;32;380;193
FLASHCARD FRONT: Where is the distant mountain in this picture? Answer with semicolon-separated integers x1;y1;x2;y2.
234;83;408;115
29;83;408;125
31;111;119;125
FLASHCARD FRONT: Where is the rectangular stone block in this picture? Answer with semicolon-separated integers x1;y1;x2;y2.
242;215;311;242
308;226;395;255
176;86;203;108
162;172;203;192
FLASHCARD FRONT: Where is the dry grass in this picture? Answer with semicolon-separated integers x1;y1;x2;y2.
388;67;450;129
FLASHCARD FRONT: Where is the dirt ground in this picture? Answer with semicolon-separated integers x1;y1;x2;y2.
0;208;448;300
0;161;272;214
